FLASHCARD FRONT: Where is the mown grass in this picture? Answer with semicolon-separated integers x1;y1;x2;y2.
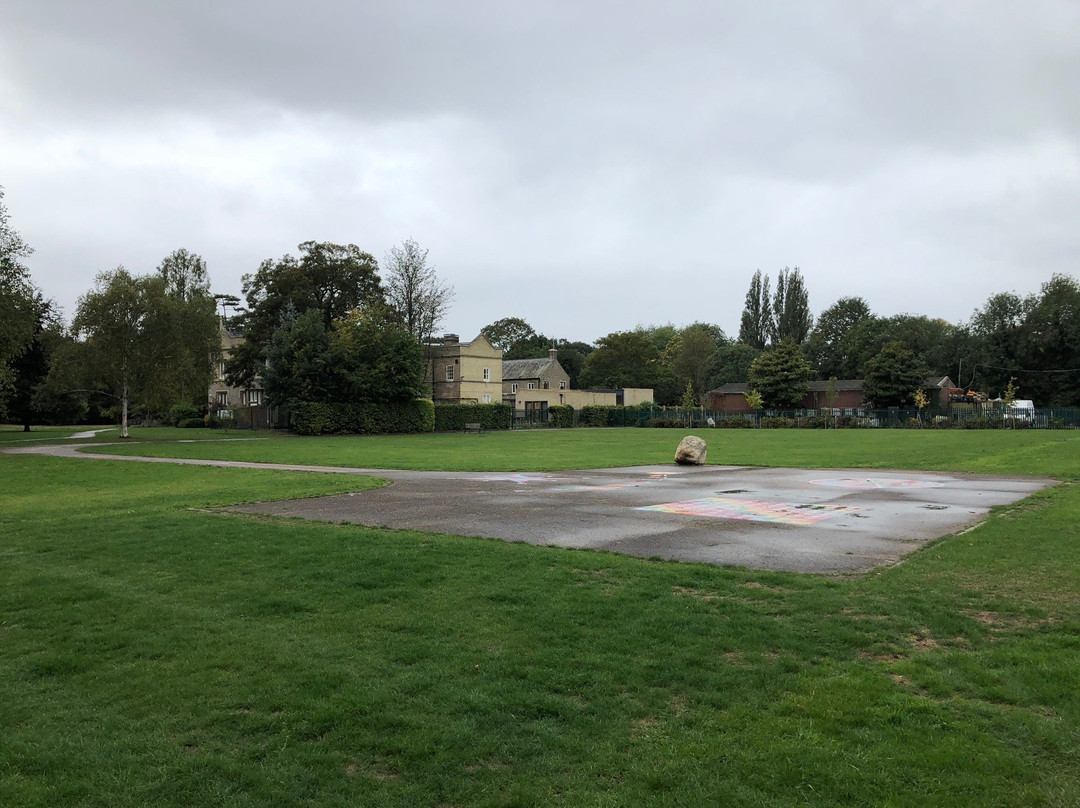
2;432;1079;806
83;426;1080;477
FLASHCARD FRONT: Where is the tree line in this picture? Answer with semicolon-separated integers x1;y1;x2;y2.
482;265;1080;409
2;184;1078;433
1;186;454;433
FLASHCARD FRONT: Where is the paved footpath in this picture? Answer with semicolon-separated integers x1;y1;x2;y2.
7;441;1053;574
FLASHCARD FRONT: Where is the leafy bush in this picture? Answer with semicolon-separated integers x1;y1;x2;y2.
548;404;575;428
645;417;684;428
165;403;203;426
177;418;205;429
292;399;435;436
714;416;756;429
760;416;797;429
433;403;512;432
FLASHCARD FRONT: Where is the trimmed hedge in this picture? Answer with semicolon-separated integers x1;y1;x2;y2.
291;399;436;436
548;404;575;428
433;403;513;432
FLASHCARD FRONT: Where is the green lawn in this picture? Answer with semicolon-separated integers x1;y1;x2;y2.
81;426;1080;478
2;430;1079;806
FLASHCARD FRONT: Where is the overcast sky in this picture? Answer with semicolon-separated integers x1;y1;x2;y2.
2;1;1077;343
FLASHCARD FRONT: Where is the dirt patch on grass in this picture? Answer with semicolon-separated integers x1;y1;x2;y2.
908;633;942;651
632;716;661;738
741;581;794;594
673;585;721;601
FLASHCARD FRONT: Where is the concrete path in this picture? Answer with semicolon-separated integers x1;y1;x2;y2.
7;441;1053;573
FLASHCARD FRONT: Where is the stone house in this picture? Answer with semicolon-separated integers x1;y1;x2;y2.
207;322;275;428
427;333;503;404
503;348;653;419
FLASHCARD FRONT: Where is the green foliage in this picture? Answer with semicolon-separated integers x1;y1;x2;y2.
0;186;36;416
579;330;659;390
71;261;220;435
177;417;205;428
863;341;925;408
805;296;872;377
577;405;651;427
680;380;697;409
663;323;727;403
1002;377;1018;407
738;270;771;349
291;398;435;435
481;317;537;353
842;314;961;381
165;402;204;426
747;341;812;409
264;307;425;408
705;342;761;391
744;389;764;410
433;403;513;432
226;241;384;388
771;266;813;344
548;404;575;428
579;405;621;427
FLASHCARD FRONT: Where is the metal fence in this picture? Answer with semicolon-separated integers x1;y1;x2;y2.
513;406;1080;430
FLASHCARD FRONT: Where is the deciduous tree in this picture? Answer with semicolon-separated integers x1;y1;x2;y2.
738;270;771;350
747;341;812;409
579;330;659;390
771;266;813;344
227;241;384;387
862;341;925;408
0;187;36;415
805;296;872;377
384;239;454;345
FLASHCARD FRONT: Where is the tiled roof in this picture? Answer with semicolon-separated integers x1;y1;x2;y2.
503;358;553;380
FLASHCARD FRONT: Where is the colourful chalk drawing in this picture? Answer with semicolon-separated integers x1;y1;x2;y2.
639;497;859;525
810;478;945;490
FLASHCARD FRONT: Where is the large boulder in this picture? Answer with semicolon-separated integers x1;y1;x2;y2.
674;435;707;465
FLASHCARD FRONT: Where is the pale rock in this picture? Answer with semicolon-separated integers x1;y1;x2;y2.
674;435;707;465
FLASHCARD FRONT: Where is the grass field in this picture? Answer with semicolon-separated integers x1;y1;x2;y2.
79;425;1080;477
2;428;1079;806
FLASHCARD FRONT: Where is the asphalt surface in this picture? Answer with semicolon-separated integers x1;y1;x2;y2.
9;443;1051;573
228;464;1049;573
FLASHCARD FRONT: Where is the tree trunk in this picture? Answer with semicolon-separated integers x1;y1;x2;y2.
121;381;130;438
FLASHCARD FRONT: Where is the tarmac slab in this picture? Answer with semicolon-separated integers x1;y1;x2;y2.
225;465;1052;573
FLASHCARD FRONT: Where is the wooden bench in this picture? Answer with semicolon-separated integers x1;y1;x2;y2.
463;422;486;435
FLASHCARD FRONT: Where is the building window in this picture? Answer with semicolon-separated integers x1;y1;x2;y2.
560;381;567;390
543;381;549;389
482;394;491;403
527;382;536;390
216;391;228;406
511;383;518;393
218;361;226;379
483;367;490;381
446;365;454;382
248;390;262;406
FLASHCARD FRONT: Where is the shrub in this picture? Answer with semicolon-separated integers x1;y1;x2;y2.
715;416;755;428
177;417;205;429
645;417;684;428
433;403;513;432
165;402;203;426
760;416;797;429
548;404;575;428
292;399;436;436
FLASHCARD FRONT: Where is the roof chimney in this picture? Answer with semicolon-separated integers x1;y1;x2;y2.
442;333;459;345
548;347;558;361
